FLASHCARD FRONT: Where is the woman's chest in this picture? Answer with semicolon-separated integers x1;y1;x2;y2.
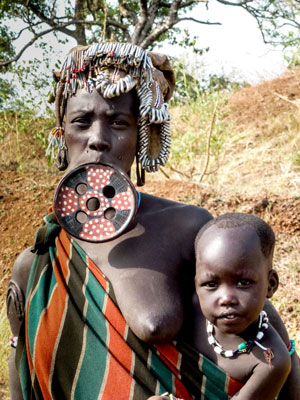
75;232;186;343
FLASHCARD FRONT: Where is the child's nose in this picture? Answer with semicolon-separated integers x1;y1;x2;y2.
219;287;238;306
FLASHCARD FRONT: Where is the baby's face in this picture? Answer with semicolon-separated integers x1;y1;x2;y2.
195;225;273;335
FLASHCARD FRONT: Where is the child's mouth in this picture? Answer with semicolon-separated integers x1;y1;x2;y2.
218;312;240;321
223;314;236;320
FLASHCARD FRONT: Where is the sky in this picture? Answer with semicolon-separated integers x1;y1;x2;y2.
160;0;287;84
13;0;287;86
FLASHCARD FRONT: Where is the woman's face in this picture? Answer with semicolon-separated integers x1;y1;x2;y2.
64;88;138;173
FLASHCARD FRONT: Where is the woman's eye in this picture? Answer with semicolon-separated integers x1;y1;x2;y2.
236;279;252;287
72;118;90;125
110;119;129;127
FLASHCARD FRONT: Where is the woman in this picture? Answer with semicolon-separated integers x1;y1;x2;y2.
7;42;299;399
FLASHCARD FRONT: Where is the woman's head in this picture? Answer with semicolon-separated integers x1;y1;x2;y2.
48;42;175;182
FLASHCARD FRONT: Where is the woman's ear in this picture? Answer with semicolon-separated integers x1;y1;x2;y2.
267;269;279;298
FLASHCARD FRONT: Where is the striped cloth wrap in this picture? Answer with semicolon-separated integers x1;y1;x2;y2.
16;213;243;399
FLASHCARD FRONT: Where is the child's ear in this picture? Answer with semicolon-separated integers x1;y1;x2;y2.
267;269;279;298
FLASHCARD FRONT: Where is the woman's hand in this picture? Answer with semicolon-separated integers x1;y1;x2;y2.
147;397;170;400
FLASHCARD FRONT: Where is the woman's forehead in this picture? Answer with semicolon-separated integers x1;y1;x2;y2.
65;88;138;116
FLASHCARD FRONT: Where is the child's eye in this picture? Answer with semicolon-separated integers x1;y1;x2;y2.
236;279;252;287
202;281;217;289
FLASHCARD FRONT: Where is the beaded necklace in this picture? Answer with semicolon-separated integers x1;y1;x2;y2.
207;310;272;360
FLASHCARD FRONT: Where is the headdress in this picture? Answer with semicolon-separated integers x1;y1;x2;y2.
47;42;175;182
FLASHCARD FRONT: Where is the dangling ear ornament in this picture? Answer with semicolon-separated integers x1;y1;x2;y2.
56;136;68;171
46;127;65;159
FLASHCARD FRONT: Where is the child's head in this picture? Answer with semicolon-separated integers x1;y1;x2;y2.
195;213;279;335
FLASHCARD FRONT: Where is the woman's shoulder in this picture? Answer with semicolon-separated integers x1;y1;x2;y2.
264;324;291;369
140;191;213;228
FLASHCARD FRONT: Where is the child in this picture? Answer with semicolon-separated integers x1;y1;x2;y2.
149;213;296;400
192;212;292;399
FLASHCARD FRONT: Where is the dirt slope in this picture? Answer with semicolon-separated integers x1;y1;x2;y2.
226;68;300;132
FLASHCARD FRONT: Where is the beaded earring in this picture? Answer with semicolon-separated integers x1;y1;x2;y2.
46;126;68;171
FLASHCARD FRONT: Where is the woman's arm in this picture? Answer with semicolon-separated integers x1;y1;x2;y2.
7;248;34;400
265;300;300;400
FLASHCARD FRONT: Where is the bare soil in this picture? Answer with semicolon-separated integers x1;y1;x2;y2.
225;68;300;133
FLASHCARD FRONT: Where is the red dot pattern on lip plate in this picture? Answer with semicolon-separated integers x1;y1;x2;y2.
56;186;78;217
111;188;134;211
80;216;115;241
87;166;112;190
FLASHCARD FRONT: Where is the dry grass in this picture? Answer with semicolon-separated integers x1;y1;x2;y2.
209;108;300;196
0;110;55;172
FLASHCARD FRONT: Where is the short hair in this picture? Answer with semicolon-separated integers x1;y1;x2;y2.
195;212;275;258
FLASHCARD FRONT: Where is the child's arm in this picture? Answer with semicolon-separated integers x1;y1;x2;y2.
232;327;291;400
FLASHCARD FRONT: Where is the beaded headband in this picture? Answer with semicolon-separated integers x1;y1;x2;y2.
47;42;175;173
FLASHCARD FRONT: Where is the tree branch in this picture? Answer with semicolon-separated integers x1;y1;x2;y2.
27;3;77;38
0;26;61;68
159;0;206;8
177;17;221;25
139;0;183;48
131;0;148;44
137;0;161;44
119;1;138;25
216;0;252;6
74;0;87;44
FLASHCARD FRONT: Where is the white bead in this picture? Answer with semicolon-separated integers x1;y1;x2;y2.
208;336;215;345
207;323;213;333
224;350;234;358
256;331;264;340
214;347;222;354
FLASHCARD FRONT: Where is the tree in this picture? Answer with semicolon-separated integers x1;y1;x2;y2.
218;0;300;48
0;0;221;70
2;0;300;71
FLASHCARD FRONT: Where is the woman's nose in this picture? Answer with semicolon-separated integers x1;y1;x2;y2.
88;123;110;152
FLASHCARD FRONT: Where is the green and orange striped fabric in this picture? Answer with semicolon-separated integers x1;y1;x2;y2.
16;213;243;399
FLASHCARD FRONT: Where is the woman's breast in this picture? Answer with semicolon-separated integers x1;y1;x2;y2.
110;267;185;344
